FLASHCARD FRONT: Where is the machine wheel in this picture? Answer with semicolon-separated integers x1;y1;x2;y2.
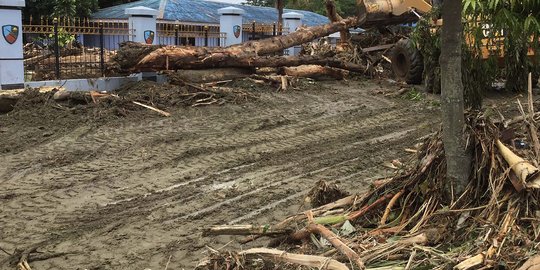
390;38;424;85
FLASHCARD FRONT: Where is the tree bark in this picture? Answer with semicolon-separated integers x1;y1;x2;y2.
134;17;365;71
166;68;253;83
325;0;350;50
440;0;470;197
277;0;284;34
115;42;366;72
283;65;349;80
111;0;420;73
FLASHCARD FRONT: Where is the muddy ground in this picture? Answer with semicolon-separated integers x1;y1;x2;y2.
0;79;444;269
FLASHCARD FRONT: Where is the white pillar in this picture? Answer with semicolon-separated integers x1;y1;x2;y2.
126;6;158;45
283;12;304;56
218;6;245;46
0;0;25;90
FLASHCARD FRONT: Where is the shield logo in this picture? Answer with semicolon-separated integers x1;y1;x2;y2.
144;30;155;44
2;25;19;44
233;25;241;38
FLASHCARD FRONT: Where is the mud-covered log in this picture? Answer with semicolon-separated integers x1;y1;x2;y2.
283;65;349;80
117;44;367;72
167;68;254;83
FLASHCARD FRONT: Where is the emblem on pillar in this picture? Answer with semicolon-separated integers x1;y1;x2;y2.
2;25;19;44
144;30;155;44
233;25;241;38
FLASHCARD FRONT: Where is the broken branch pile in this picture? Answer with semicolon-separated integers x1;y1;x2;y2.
198;104;540;269
0;80;257;117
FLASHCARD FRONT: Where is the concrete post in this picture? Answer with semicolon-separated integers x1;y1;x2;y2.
0;0;25;90
283;12;304;56
218;6;245;46
126;6;158;45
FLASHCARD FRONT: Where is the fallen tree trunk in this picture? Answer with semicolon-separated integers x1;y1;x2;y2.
167;68;253;83
134;17;364;71
116;43;366;72
283;65;349;80
112;0;421;73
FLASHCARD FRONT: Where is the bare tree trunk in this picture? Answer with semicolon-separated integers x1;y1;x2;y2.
277;0;284;34
325;0;350;50
440;0;470;198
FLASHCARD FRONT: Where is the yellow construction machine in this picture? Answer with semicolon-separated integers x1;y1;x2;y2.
363;0;535;85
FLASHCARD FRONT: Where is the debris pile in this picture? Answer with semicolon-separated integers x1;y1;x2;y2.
197;101;540;269
0;80;258;118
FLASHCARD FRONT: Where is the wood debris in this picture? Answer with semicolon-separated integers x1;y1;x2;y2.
197;107;540;270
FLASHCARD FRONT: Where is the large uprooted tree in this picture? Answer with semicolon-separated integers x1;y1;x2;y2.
112;0;420;73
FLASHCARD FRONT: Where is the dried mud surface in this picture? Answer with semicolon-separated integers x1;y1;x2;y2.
0;80;440;269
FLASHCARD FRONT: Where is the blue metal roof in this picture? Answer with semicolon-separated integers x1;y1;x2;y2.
92;0;329;26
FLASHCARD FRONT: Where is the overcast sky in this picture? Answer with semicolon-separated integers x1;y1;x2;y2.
209;0;246;4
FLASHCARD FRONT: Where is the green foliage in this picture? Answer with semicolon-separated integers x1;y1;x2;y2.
24;0;98;20
413;0;540;107
462;0;540;92
243;0;358;17
243;0;275;6
402;88;424;101
49;28;76;48
411;10;442;94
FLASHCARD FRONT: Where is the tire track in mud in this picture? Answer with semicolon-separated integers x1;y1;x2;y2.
36;126;426;270
1;104;410;214
0;82;439;270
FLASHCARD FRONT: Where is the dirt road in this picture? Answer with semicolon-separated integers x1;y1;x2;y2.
0;80;439;269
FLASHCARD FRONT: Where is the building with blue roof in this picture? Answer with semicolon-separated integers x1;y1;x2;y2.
92;0;329;26
82;0;331;50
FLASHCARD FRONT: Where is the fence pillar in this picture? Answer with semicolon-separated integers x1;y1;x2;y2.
0;0;25;90
126;6;158;45
218;6;245;46
283;12;304;56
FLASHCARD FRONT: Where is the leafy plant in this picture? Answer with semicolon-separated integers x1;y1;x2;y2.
402;88;424;101
413;0;540;108
462;0;540;92
49;28;76;48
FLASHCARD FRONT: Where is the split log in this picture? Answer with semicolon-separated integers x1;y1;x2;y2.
202;225;292;236
240;248;350;270
454;253;484;270
283;65;350;80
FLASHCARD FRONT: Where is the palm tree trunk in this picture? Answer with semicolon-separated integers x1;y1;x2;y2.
440;0;471;198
